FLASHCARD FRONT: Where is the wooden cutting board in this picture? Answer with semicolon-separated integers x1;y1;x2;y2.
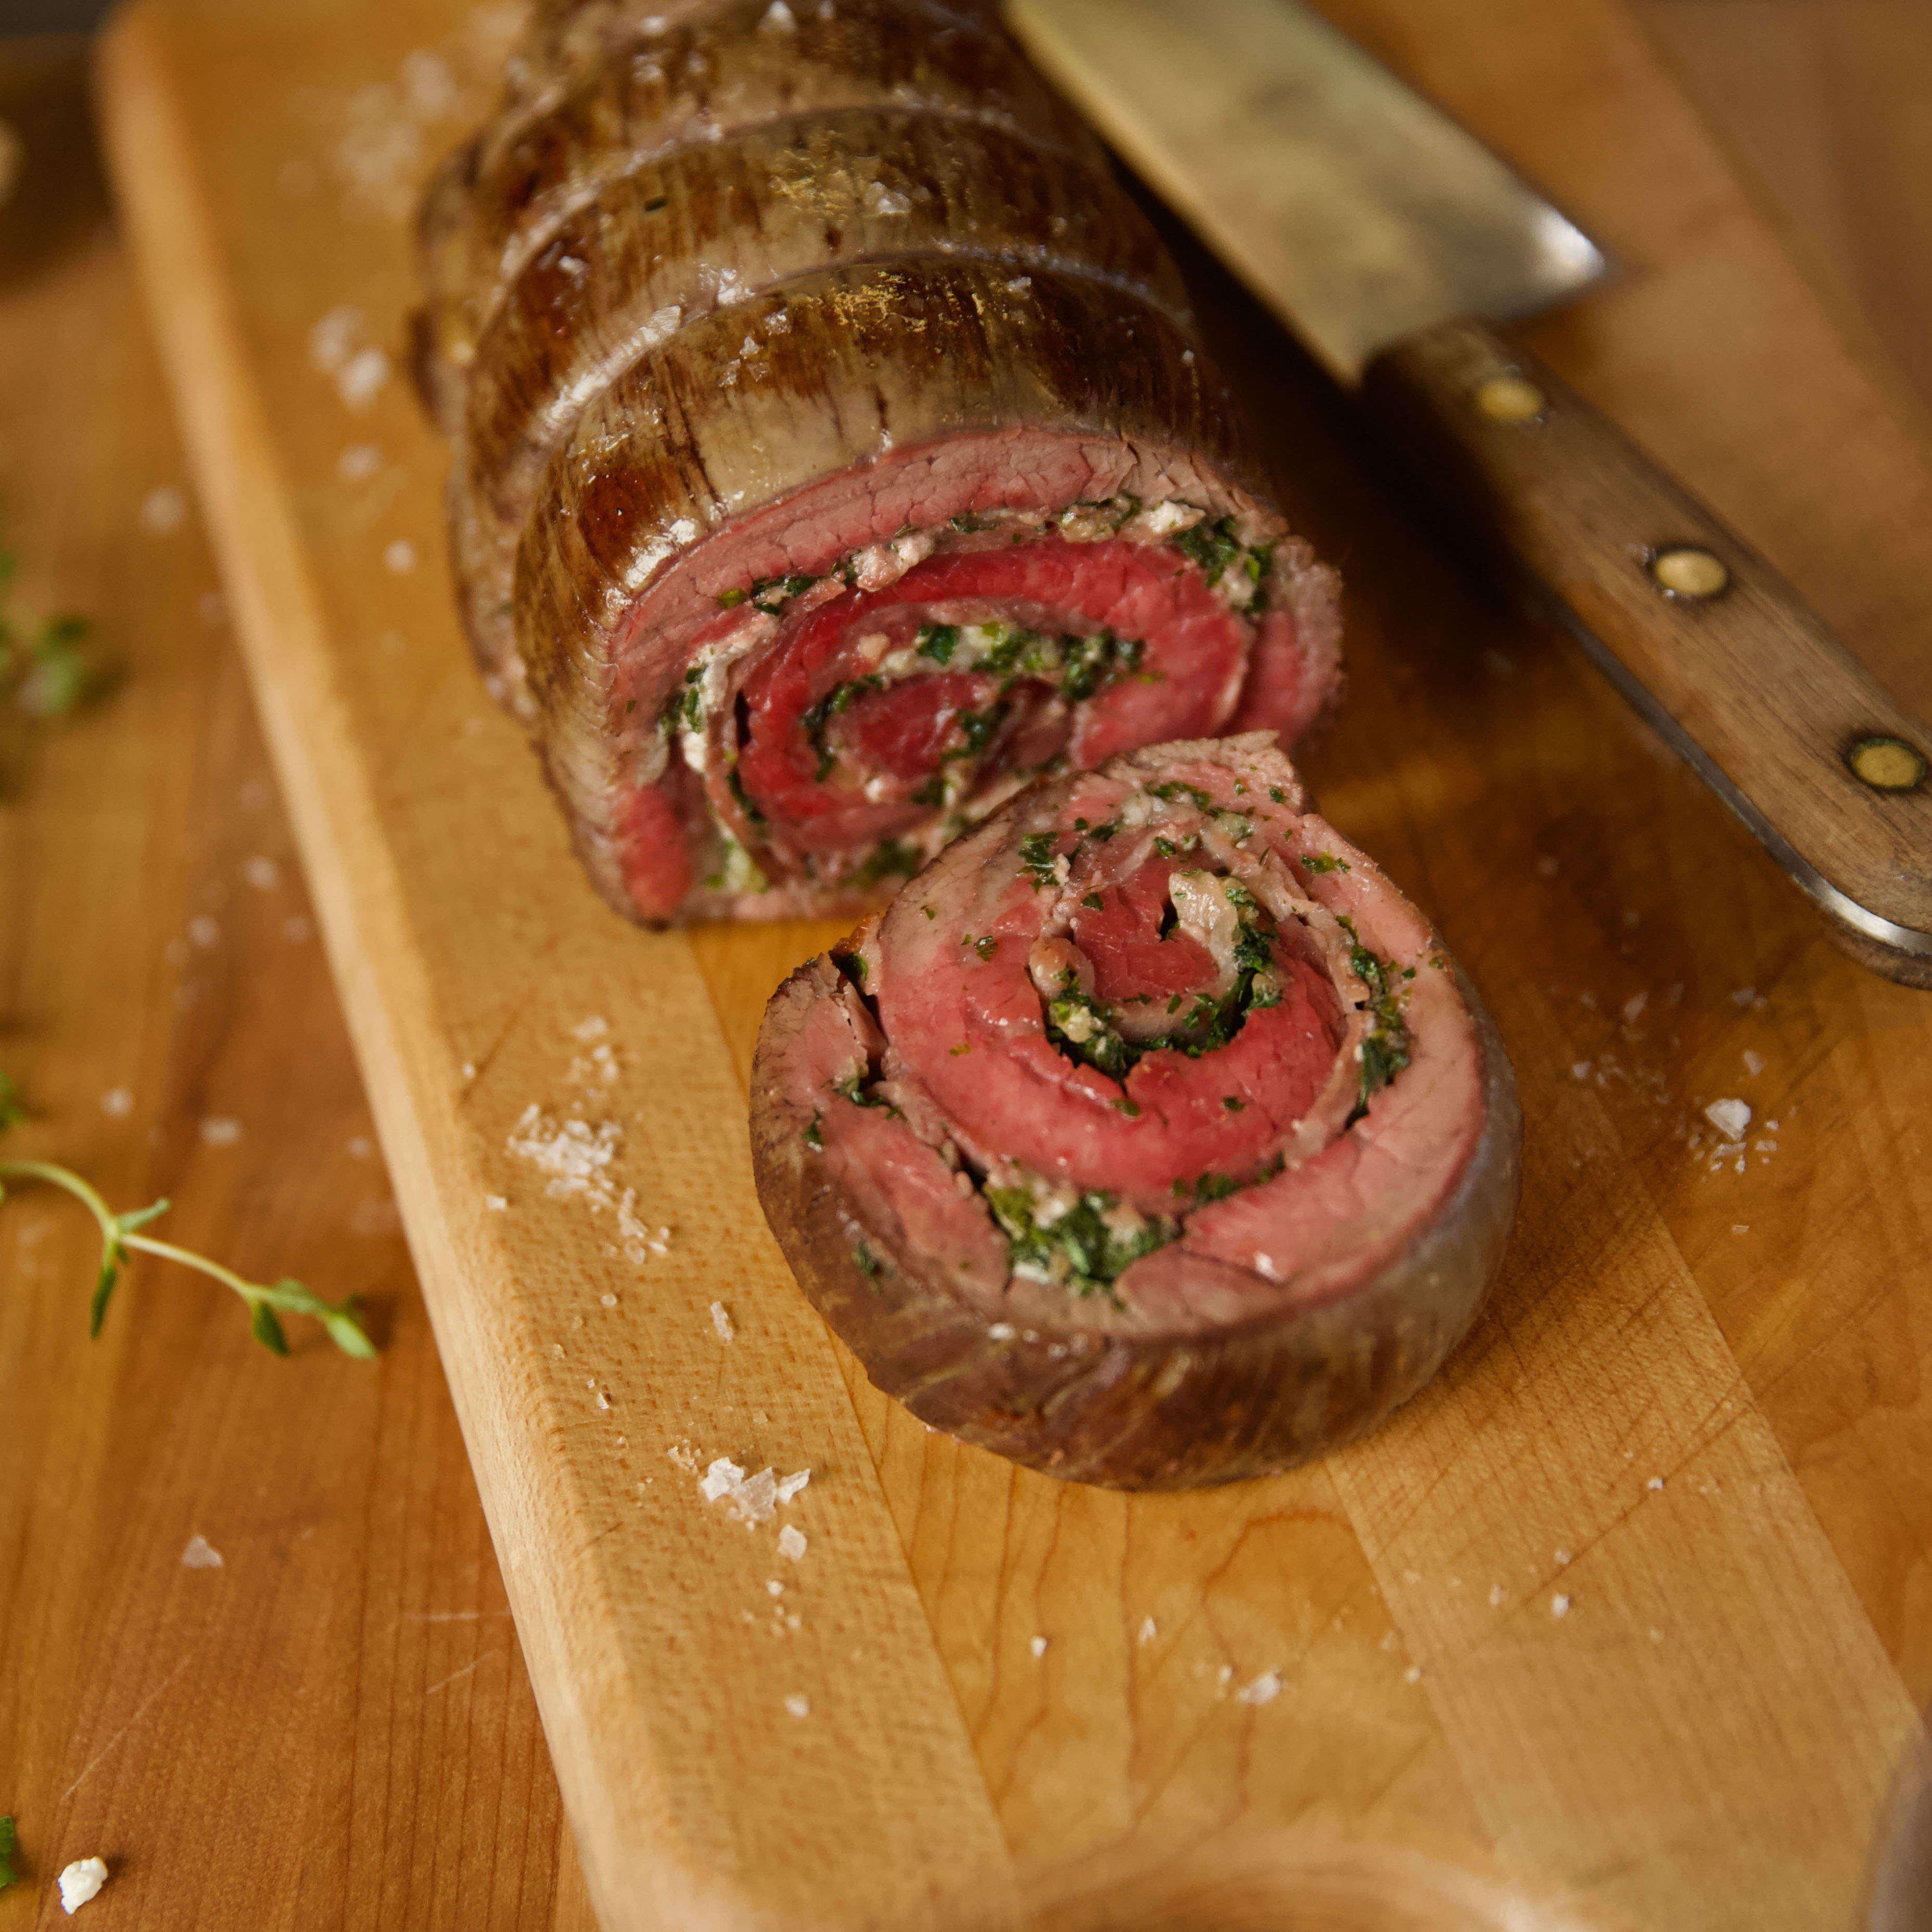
92;1;1932;1927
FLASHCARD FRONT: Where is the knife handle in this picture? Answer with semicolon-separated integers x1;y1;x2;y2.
1360;317;1932;985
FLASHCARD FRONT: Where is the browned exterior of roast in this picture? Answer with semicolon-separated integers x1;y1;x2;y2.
750;958;1522;1489
452;106;1190;680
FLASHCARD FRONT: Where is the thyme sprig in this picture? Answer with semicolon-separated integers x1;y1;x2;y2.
0;545;100;719
0;1084;375;1358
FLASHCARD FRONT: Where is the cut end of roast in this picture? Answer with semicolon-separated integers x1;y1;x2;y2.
750;734;1522;1489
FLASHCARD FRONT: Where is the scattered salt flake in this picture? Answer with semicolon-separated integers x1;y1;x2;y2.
1138;1616;1157;1645
338;346;391;410
767;1580;785;1597
1704;1097;1751;1139
763;0;796;24
58;1857;109;1915
1554;1548;1572;1567
595;1392;611;1412
140;485;187;534
778;1524;807;1562
1551;1593;1572;1619
987;1322;1015;1341
600;1292;617;1307
182;1534;224;1569
784;1693;810;1718
700;1459;782;1524
384;538;417;574
199;1116;242;1148
1622;991;1647;1023
1488;1584;1505;1607
338;442;383;482
1742;1049;1766;1076
775;1469;811;1504
666;1441;698;1473
1570;1061;1591;1081
572;1015;610;1041
711;1300;735;1342
1732;1223;1750;1235
1236;1670;1282;1706
187;914;221;948
484;1195;508;1212
1030;1635;1049;1658
242;855;280;891
1402;1665;1422;1685
100;1087;133;1119
1647;1476;1665;1491
1730;986;1756;1007
1648;1627;1665;1644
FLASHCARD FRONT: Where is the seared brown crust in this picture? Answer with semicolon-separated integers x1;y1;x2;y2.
514;257;1270;919
421;0;1097;410
751;957;1521;1489
453;107;1190;684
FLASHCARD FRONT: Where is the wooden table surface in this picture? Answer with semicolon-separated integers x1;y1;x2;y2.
2;5;1931;1928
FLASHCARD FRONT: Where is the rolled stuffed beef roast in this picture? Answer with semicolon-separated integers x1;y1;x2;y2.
751;735;1521;1487
420;0;1343;923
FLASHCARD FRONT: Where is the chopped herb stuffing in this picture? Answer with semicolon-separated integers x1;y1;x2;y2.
973;935;999;961
1150;780;1212;810
804;1113;823;1150
985;1184;1171;1296
1302;853;1350;874
1336;916;1411;1120
1017;831;1060;889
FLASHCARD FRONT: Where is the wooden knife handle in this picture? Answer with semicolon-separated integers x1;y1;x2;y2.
1361;316;1932;985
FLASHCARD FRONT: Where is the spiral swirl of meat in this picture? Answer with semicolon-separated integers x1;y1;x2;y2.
750;736;1522;1488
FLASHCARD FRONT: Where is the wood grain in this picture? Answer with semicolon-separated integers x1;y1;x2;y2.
34;0;1932;1928
0;40;596;1932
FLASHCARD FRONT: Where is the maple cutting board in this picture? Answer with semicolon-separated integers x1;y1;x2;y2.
93;1;1932;1927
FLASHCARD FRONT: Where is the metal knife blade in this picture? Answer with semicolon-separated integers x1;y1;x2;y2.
1007;0;1932;984
1008;0;1606;381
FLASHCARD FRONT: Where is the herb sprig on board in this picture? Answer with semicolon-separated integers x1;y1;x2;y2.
0;1814;17;1891
0;1079;375;1358
0;543;102;719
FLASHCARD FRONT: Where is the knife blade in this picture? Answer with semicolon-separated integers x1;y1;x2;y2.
1006;0;1932;986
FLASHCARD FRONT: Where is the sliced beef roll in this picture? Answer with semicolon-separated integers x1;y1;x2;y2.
751;735;1521;1488
420;1;1343;923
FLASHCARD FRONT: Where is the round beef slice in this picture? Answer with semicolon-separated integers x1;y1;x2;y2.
749;733;1521;1488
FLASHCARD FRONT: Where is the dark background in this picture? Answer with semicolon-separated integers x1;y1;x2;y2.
0;0;114;32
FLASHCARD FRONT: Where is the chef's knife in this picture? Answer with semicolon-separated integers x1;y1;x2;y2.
1006;0;1932;986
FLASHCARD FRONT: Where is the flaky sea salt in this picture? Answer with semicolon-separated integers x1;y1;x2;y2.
1704;1097;1751;1139
58;1858;109;1914
181;1534;223;1569
1551;1593;1572;1620
779;1524;807;1562
1030;1635;1049;1658
775;1470;810;1504
1236;1670;1282;1706
100;1087;133;1118
1138;1617;1157;1645
711;1301;735;1342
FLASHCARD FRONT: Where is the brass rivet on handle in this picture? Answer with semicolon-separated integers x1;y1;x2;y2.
1473;371;1547;426
1648;545;1730;599
1847;735;1928;793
